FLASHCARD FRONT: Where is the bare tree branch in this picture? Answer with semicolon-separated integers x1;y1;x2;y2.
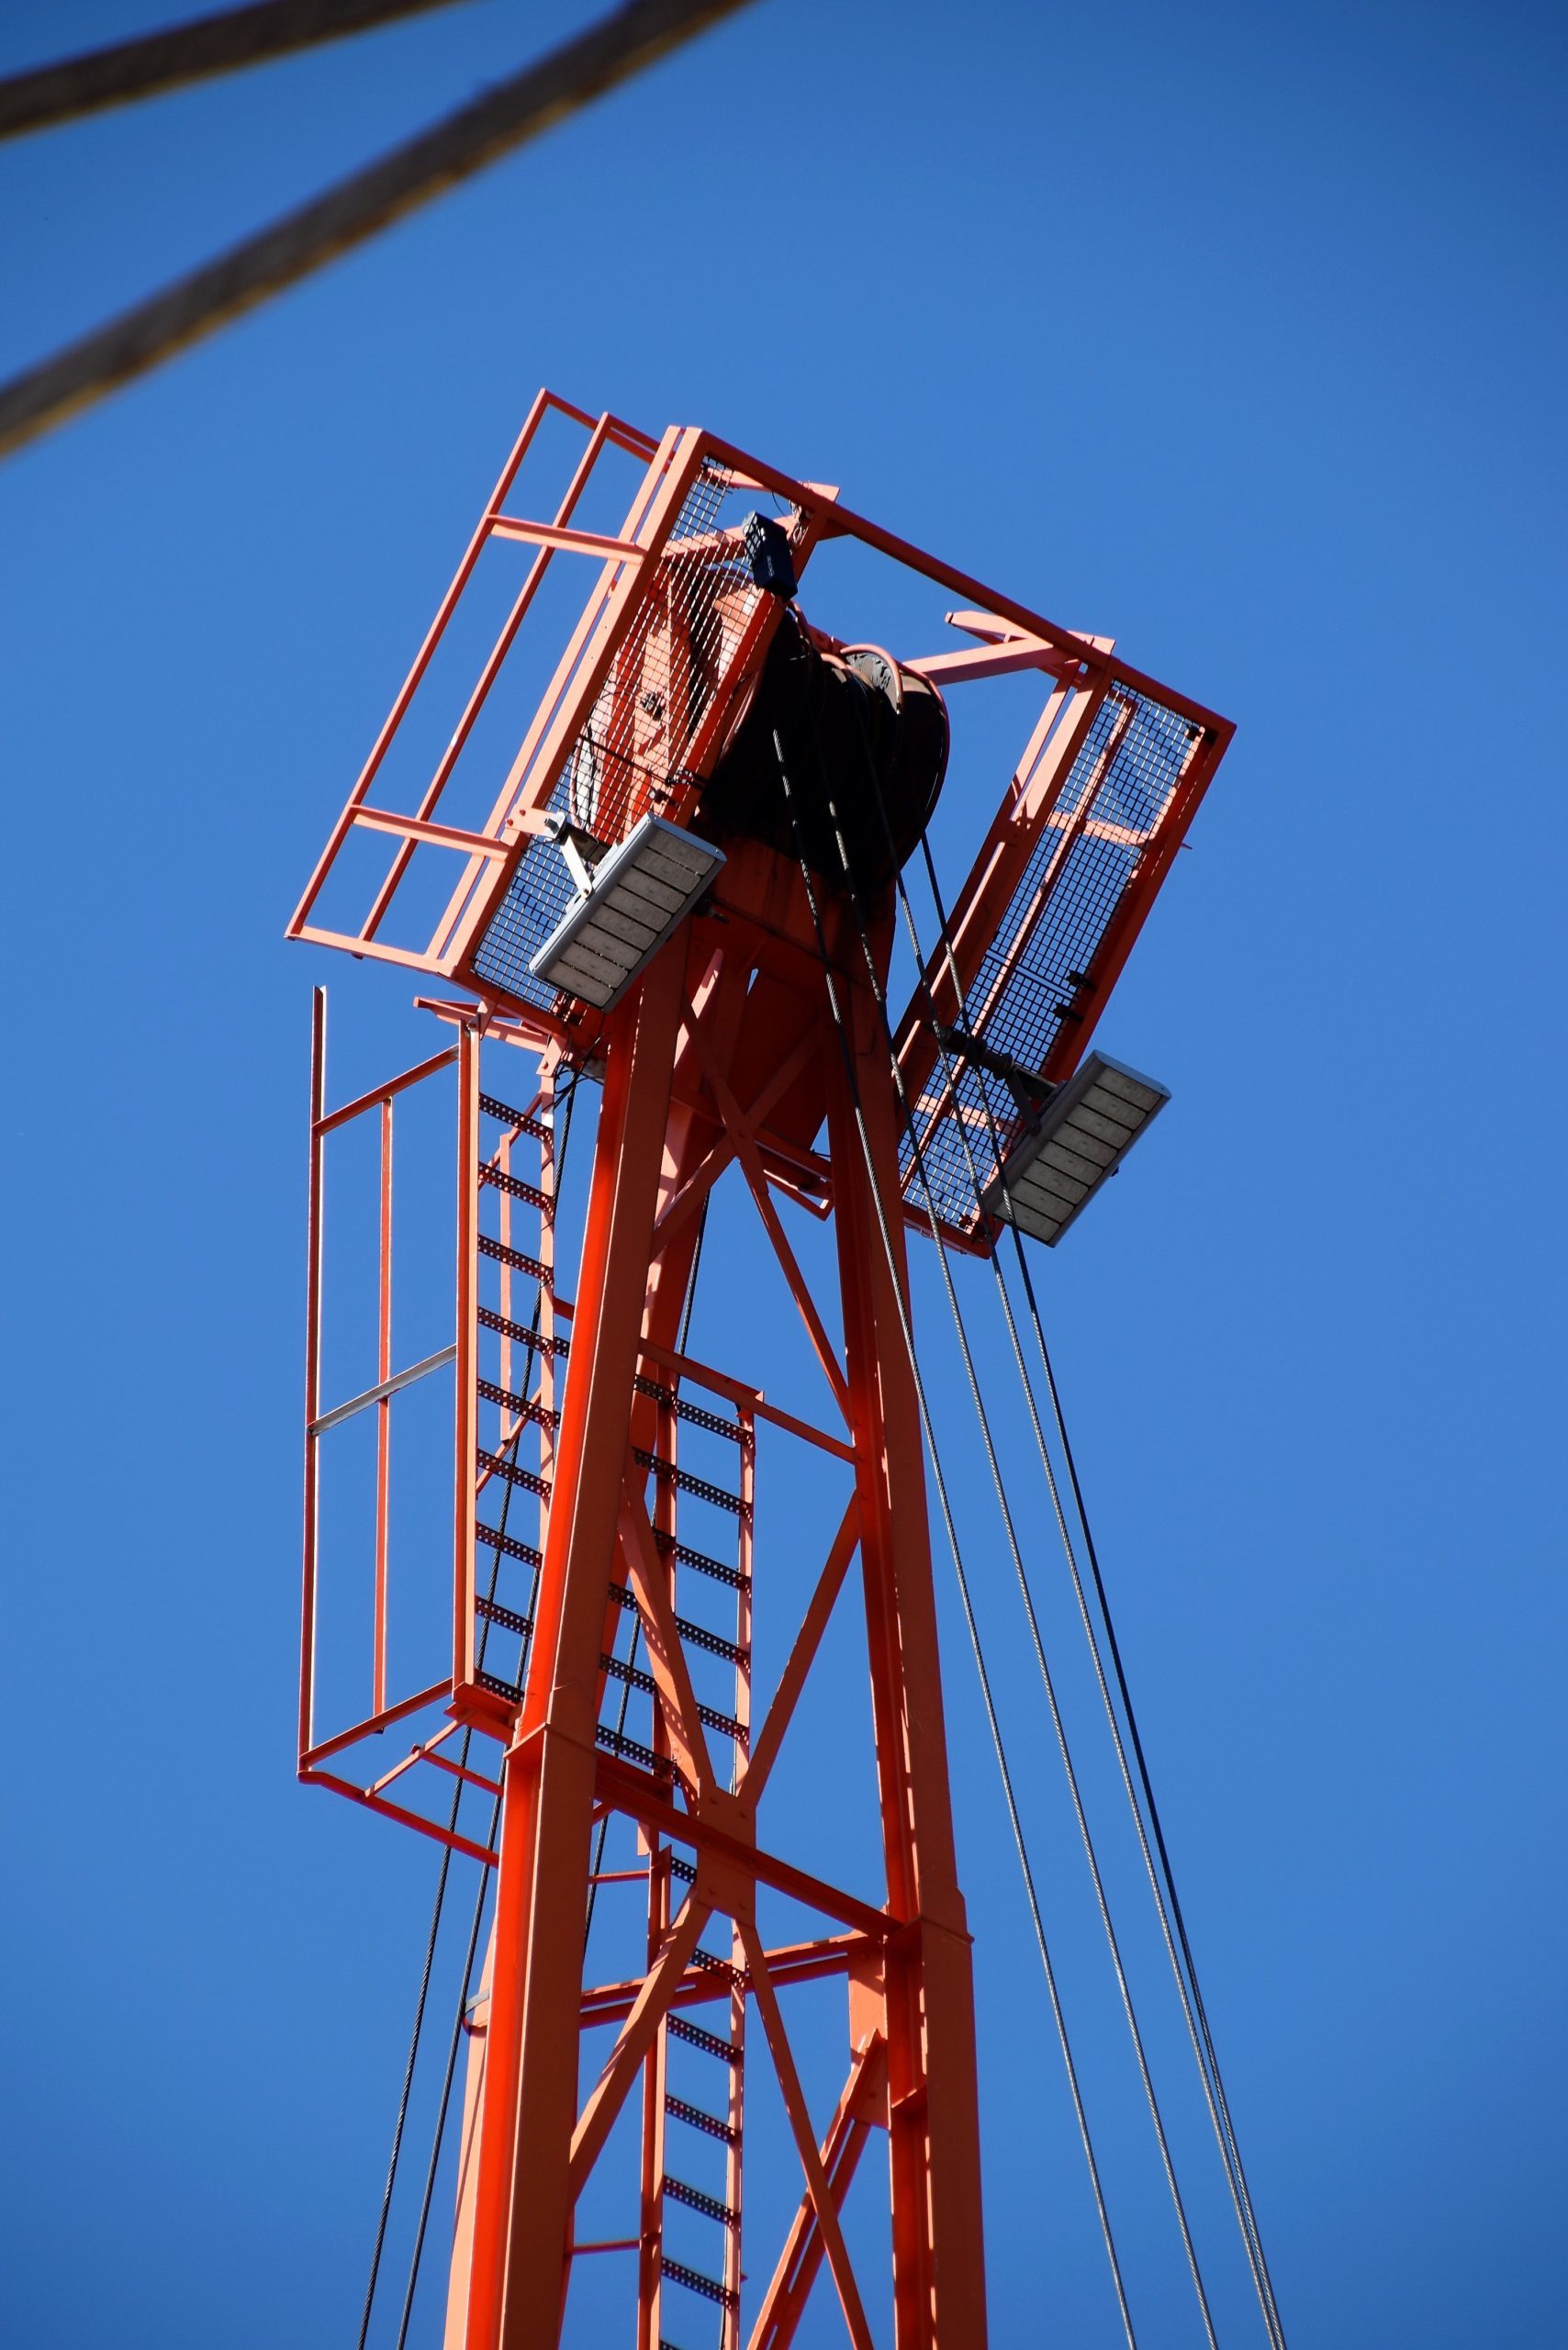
0;0;756;463
0;0;476;144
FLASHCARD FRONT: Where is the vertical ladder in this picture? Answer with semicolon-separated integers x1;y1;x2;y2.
471;1067;564;1704
631;1383;754;2350
467;1057;761;2344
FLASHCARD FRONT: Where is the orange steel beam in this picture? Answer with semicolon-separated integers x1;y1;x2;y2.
297;393;1235;2350
741;1921;876;2350
823;985;989;2346
748;2033;887;2350
426;842;989;2350
461;945;689;2350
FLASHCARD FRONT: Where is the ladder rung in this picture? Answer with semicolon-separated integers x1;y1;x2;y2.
672;1617;745;1668
476;1376;559;1430
476;1449;551;1499
665;2096;737;2145
688;1949;745;1989
595;1725;671;1776
603;1583;747;1670
659;2256;737;2309
475;1521;541;1568
666;2014;740;2065
480;1162;549;1210
653;1532;748;1592
476;1595;532;1638
634;1449;745;1516
600;1652;656;1696
599;1653;745;1747
478;1234;549;1281
477;1305;568;1356
479;1092;551;1141
475;1668;521;1703
633;1375;745;1443
662;2175;740;2228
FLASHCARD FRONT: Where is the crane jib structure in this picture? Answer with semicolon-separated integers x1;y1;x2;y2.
292;390;1237;2348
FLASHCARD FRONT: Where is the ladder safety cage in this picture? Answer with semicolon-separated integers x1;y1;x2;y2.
300;990;572;1860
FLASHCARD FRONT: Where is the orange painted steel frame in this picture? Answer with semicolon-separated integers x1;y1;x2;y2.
302;845;994;2346
294;391;1237;2347
439;842;989;2350
301;1011;487;1854
286;393;1233;1264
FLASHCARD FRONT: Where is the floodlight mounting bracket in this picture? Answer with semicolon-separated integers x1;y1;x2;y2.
540;809;610;895
933;1023;1058;1113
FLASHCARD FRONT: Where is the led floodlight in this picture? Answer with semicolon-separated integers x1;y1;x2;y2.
981;1049;1170;1246
529;813;725;1013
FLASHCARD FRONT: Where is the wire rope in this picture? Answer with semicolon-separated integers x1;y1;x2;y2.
768;725;1142;2350
824;661;1282;2339
910;833;1288;2346
353;1818;456;2350
392;1769;500;2350
356;1066;577;2346
806;772;1219;2350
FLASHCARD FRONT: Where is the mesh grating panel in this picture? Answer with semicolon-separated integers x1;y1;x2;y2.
467;819;582;1010
903;680;1202;1230
471;464;769;1009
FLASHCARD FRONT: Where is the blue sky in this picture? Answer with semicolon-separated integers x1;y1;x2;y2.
1;4;1563;2345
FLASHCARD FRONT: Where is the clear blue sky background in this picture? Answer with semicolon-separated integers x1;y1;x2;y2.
1;3;1563;2345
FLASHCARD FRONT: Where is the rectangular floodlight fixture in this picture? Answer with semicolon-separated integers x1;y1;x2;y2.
980;1050;1170;1247
528;813;725;1013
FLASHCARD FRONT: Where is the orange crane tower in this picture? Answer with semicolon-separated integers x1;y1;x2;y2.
290;390;1233;2349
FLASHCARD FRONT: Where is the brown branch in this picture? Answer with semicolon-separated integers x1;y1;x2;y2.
0;0;476;142
0;0;756;463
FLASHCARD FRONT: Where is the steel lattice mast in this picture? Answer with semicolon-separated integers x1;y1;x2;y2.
292;390;1232;2349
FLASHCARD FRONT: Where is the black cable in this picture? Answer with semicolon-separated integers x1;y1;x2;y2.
357;1064;576;2346
827;825;1219;2350
911;825;1287;2346
823;659;1279;2339
769;722;1141;2350
392;1774;501;2350
807;658;1243;2336
353;1833;455;2350
1013;1237;1290;2346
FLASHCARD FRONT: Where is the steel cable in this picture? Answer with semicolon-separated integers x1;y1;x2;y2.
847;761;1282;2342
910;832;1288;2346
826;659;1282;2340
392;1768;500;2350
802;773;1220;2350
357;1067;577;2346
1006;1226;1289;2345
769;725;1141;2350
353;1827;455;2350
